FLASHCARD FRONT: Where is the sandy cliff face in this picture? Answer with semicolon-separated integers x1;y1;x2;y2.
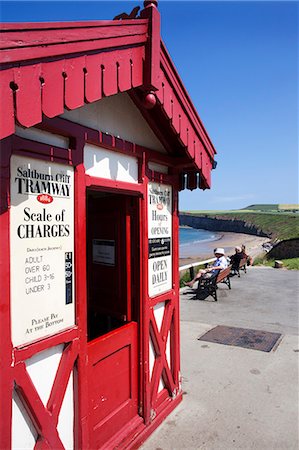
179;214;269;237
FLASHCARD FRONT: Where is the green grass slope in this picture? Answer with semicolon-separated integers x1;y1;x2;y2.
241;204;299;212
242;204;279;211
181;211;299;241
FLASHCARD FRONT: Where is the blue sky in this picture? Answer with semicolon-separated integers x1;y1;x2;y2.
1;1;298;210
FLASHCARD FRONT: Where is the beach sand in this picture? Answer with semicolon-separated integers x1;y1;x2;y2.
179;231;270;267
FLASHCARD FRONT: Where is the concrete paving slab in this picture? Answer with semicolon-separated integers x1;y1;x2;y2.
140;267;299;450
180;267;299;336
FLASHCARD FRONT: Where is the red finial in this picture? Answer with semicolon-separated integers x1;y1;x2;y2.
143;92;157;109
143;1;158;8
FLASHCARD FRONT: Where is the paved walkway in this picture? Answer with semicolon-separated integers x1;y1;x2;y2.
140;267;299;450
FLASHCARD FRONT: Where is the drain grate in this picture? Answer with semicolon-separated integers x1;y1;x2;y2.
198;325;282;352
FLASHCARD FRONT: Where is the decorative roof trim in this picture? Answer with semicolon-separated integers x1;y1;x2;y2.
0;47;145;138
160;42;216;159
0;6;216;189
0;20;148;64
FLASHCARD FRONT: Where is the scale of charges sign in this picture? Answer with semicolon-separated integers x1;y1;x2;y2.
148;183;172;297
10;155;75;347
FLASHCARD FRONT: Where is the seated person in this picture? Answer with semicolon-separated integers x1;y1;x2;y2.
184;248;228;288
230;246;243;271
241;244;253;266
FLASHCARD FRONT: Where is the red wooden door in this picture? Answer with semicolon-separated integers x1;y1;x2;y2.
87;323;139;448
86;192;140;448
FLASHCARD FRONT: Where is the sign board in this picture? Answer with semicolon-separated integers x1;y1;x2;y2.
148;183;172;297
92;239;115;266
10;155;75;347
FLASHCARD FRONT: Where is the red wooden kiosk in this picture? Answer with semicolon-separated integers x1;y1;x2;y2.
0;2;216;449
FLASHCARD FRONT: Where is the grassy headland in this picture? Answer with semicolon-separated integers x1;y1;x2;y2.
182;205;299;241
180;205;299;270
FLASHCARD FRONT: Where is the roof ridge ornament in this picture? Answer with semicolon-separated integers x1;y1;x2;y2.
113;6;140;20
143;1;158;7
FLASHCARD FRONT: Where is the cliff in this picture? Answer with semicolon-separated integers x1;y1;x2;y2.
179;214;270;237
268;238;299;259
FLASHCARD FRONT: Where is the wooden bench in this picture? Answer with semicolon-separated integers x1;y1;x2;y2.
196;265;232;302
232;257;247;277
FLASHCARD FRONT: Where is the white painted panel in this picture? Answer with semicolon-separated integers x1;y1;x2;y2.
57;371;74;450
149;337;155;378
166;329;171;369
26;345;64;405
154;302;165;333
158;378;165;393
14;346;74;449
154;302;166;393
60;92;166;152
12;390;38;450
148;162;168;174
15;126;69;149
84;144;138;183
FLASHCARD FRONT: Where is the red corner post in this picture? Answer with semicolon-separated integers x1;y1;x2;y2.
140;1;160;92
0;138;13;450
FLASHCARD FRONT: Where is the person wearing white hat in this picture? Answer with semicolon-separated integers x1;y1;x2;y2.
184;247;228;288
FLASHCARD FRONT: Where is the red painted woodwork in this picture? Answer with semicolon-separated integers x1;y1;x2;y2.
0;4;218;449
84;54;103;103
12;135;71;163
201;151;212;189
73;161;89;449
14;340;79;450
14;328;79;364
0;21;149;63
172;188;181;387
0;6;216;188
84;189;143;447
160;43;215;160
140;2;161;92
0;138;82;450
0;138;13;450
87;323;139;449
0;45;145;139
14;64;42;128
42;61;65;118
0;119;185;450
64;57;85;110
149;301;176;405
0;69;14;139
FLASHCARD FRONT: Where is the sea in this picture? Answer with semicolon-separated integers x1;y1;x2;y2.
179;226;221;259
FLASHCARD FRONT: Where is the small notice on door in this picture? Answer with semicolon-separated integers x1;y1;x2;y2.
93;239;115;266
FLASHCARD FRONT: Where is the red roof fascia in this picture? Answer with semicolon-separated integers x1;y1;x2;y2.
0;20;147;138
158;42;216;161
0;20;148;64
0;14;216;189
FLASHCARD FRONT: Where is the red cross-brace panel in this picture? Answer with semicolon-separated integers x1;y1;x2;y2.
13;339;79;449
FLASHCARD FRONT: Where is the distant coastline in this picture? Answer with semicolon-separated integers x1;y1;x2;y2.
179;206;299;242
178;207;299;266
180;213;269;238
179;231;270;267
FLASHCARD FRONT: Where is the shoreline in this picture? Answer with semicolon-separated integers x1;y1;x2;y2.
179;231;270;267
